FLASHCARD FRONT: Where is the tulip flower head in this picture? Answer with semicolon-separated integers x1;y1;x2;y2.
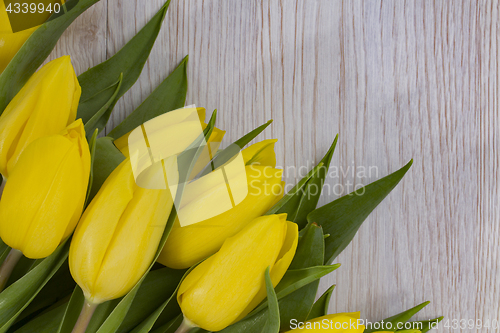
177;214;299;331
0;55;80;178
157;139;284;269
69;157;175;304
0;119;90;259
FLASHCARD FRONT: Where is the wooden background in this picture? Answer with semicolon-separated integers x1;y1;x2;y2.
45;0;499;331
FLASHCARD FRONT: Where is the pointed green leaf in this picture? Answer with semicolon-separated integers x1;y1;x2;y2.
83;74;123;139
88;137;125;201
278;223;325;330
0;0;101;114
13;303;66;333
306;284;335;321
363;301;430;333
124;268;185;333
233;120;273;149
13;262;75;327
150;315;183;333
57;287;85;333
76;0;171;131
107;56;188;140
266;164;324;216
262;267;280;333
308;160;413;264
85;129;99;206
410;317;443;333
0;240;70;332
0;240;9;267
248;264;340;317
291;135;338;228
196;120;273;179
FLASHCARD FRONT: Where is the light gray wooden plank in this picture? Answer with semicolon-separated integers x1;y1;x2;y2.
45;0;108;75
93;0;499;331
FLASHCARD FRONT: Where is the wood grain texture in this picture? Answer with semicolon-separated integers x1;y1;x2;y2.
47;0;499;331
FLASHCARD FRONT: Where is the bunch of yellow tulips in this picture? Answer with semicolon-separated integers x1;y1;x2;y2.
0;2;439;332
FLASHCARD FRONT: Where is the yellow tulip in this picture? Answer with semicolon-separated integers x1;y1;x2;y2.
177;214;298;331
0;1;38;73
157;140;284;269
0;119;90;259
286;313;365;332
0;56;80;178
69;157;175;304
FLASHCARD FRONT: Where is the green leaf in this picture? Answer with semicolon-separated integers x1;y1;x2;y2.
76;0;171;132
219;268;282;333
13;261;75;327
57;287;85;333
107;56;189;140
291;135;338;228
122;268;185;333
150;315;183;333
409;317;443;333
87;137;125;201
221;264;340;333
14;303;66;333
262;267;280;333
363;301;430;333
248;264;340;317
0;240;9;267
306;284;335;321
85;129;99;206
197;120;273;178
233;120;273;149
265;164;324;216
0;0;101;114
83;73;123;139
0;240;70;332
308;159;413;264
278;223;325;330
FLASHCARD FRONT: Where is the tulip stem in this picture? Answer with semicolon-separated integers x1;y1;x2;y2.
175;318;197;333
0;249;22;292
71;299;98;333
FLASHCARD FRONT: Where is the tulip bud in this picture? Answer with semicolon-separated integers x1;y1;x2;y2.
0;119;90;259
69;157;175;304
177;214;298;331
285;313;365;332
0;55;80;178
157;140;284;269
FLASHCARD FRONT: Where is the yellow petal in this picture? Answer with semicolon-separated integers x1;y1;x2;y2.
0;27;37;74
0;1;12;33
178;215;286;331
69;158;173;303
0;56;80;177
157;165;284;269
236;218;299;321
60;120;91;239
69;160;135;299
0;133;87;258
242;139;278;167
91;185;172;303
